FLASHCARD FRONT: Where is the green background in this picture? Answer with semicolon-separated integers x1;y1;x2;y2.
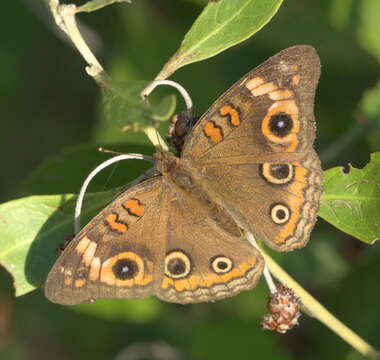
1;0;380;359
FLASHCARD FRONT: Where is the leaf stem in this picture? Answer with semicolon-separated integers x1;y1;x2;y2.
143;126;169;151
141;80;193;111
260;247;380;359
246;233;277;293
50;0;103;72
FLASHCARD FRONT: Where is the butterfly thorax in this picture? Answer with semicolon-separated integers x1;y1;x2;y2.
154;151;205;196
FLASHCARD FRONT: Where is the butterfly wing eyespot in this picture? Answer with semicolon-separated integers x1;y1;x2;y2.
100;252;148;286
261;163;294;185
270;203;291;225
268;112;294;138
164;250;192;279
210;256;233;274
261;100;300;152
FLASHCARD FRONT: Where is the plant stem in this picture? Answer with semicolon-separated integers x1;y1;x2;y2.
50;0;103;71
143;126;169;151
260;248;380;360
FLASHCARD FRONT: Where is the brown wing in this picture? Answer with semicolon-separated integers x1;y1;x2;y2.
181;46;322;251
199;150;322;251
182;45;320;163
45;177;170;305
157;183;264;304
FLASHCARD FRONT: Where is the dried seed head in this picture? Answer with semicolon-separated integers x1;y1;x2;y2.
261;284;301;334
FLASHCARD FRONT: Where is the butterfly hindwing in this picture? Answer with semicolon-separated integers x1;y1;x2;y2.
158;187;264;303
199;150;322;251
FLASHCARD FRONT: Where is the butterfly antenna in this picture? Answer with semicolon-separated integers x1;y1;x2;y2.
98;147;125;155
74;153;154;234
98;148;125;190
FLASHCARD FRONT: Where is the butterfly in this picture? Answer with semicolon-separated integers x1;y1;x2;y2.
45;45;322;305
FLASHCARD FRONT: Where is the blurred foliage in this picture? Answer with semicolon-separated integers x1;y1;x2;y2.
1;0;380;360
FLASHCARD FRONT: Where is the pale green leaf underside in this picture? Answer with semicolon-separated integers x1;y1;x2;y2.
320;152;380;244
157;0;284;79
95;73;176;131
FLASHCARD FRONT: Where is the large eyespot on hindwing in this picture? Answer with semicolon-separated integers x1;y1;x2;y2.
210;256;233;274
270;203;291;225
165;250;192;279
261;163;294;185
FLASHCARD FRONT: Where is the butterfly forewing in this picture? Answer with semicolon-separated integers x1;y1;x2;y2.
45;178;169;305
182;46;320;163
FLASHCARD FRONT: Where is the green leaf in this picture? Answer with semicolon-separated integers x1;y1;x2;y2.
155;0;284;79
94;72;176;139
0;189;121;296
320;153;380;244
